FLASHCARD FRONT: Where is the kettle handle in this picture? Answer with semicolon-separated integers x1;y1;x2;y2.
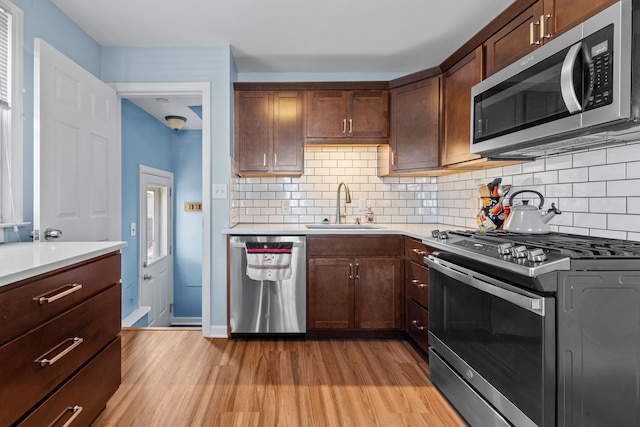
509;190;544;209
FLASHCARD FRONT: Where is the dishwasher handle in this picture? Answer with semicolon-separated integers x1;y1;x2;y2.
230;241;305;248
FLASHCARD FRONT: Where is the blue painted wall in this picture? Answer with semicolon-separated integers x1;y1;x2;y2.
6;0;102;242
102;45;235;332
120;99;173;317
173;129;203;318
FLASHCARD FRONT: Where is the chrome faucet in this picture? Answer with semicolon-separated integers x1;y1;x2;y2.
335;182;352;224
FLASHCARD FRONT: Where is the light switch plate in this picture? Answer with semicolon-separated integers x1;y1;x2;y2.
130;222;137;237
358;199;367;211
281;200;291;214
212;184;227;199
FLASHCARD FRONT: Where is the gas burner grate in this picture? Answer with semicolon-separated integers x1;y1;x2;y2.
448;230;640;259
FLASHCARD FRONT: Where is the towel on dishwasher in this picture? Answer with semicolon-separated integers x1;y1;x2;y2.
245;242;293;281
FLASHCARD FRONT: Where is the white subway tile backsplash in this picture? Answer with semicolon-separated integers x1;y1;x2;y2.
589;164;626;181
589;197;626;213
573;149;606;167
231;145;640;238
559;167;588;183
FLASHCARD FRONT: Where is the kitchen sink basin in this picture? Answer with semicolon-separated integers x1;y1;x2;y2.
305;224;383;229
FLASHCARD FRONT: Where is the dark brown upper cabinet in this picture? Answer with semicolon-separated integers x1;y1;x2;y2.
306;90;389;144
485;0;618;77
441;46;483;167
234;91;304;176
387;76;441;173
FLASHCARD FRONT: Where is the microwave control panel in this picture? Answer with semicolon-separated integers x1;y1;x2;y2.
584;24;614;111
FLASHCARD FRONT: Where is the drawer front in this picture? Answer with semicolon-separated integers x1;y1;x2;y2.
0;252;121;346
406;237;433;264
308;235;403;257
18;336;121;427
407;298;429;354
406;261;428;308
0;284;121;426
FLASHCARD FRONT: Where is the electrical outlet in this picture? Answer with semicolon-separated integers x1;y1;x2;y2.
212;184;227;199
281;200;291;214
358;199;367;211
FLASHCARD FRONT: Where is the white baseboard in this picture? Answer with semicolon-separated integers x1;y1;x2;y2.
205;324;228;338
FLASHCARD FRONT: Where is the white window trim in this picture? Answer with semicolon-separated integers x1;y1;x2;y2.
0;0;23;228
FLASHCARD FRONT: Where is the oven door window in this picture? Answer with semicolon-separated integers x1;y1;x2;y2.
430;268;552;426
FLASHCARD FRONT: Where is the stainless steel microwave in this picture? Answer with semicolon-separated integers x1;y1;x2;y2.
471;0;640;159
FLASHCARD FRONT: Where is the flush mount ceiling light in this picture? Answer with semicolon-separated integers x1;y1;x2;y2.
165;115;187;130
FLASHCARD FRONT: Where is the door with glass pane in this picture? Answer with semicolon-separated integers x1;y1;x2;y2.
139;166;173;327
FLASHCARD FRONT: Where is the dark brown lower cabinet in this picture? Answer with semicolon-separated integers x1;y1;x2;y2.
307;235;403;332
405;237;434;355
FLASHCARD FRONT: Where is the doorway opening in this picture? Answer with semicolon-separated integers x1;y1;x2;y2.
113;82;211;336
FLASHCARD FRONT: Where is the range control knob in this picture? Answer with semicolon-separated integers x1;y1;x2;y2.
511;245;528;258
527;248;547;262
497;242;514;255
438;231;449;240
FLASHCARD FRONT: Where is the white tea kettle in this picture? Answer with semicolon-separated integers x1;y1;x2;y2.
503;190;561;234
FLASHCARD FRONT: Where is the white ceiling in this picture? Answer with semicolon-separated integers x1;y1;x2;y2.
127;95;203;131
52;0;515;74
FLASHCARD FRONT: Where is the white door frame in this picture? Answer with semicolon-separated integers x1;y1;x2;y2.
112;82;211;337
139;165;174;326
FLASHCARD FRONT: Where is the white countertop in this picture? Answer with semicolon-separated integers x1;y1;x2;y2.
0;241;127;287
223;223;466;241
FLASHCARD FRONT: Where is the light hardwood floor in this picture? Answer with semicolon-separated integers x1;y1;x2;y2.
92;330;466;427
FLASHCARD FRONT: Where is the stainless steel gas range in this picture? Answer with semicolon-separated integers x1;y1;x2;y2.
423;230;640;427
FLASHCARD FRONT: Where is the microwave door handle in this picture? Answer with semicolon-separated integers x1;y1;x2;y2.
560;42;583;114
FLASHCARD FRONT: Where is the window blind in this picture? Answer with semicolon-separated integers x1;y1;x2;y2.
0;6;10;110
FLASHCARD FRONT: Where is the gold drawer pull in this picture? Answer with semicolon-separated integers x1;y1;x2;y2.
412;248;428;256
411;279;427;288
37;283;83;305
35;337;84;367
411;320;425;331
50;405;83;427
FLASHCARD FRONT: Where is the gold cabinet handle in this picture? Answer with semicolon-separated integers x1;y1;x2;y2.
342;119;347;134
411;320;425;330
412;248;428;256
391;151;396;166
411;279;428;289
263;153;267;167
348;119;353;134
540;14;552;40
35;337;84;367
274;153;278;166
36;283;83;305
355;263;360;280
349;263;354;279
49;405;83;427
530;20;541;45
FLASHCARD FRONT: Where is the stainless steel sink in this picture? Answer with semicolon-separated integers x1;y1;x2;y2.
305;224;383;229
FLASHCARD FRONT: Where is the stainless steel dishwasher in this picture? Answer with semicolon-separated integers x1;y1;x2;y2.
229;235;306;334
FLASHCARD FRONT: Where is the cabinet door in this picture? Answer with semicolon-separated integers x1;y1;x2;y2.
390;77;440;172
349;90;389;138
272;91;304;174
235;91;271;173
308;258;354;329
545;0;617;40
354;258;403;329
441;46;483;167
306;91;348;138
485;1;543;77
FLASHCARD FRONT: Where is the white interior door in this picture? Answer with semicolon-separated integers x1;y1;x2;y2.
140;166;173;327
33;38;120;242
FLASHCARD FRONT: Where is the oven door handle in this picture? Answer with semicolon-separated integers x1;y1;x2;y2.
425;256;547;316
